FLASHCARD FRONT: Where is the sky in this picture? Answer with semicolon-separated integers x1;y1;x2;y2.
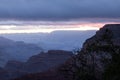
0;0;120;33
0;0;120;20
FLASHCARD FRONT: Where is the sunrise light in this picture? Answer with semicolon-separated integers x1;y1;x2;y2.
0;24;101;34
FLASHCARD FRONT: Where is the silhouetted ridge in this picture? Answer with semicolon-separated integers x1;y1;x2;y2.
59;24;120;80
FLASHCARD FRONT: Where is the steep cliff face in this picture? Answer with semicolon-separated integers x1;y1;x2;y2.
14;24;120;80
60;24;120;80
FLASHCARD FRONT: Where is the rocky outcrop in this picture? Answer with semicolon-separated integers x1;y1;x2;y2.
14;24;120;80
59;24;120;80
5;50;73;73
25;50;73;72
1;50;73;80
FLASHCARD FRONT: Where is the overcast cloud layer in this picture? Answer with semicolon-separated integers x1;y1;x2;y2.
0;0;120;20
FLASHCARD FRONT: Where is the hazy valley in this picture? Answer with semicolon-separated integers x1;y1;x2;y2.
0;30;96;51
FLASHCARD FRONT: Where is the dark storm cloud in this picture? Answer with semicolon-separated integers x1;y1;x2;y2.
0;0;120;20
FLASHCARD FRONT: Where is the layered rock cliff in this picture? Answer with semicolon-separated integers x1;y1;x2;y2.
0;50;73;80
